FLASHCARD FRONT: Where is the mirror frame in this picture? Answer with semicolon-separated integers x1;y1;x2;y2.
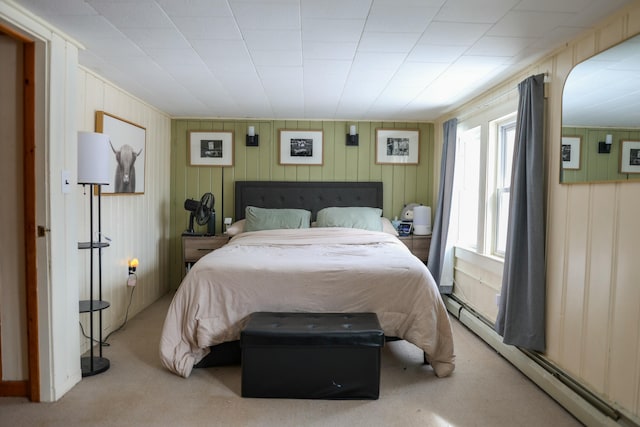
561;34;640;184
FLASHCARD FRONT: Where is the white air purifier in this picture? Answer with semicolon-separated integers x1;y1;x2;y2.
413;205;431;235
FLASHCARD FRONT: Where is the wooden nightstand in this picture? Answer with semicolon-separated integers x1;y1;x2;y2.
398;234;431;263
182;234;229;271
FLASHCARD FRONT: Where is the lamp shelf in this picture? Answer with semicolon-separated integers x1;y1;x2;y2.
78;242;110;249
79;300;110;313
77;182;109;377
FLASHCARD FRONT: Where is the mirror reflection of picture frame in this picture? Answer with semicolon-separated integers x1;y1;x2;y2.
620;140;640;174
188;131;234;167
95;111;146;195
561;136;581;170
279;130;323;165
375;129;420;165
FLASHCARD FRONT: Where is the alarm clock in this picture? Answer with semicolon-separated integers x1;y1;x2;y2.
397;221;413;236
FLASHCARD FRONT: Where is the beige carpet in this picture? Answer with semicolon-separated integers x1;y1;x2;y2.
0;293;581;427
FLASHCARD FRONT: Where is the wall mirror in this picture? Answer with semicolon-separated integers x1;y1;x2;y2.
561;34;640;184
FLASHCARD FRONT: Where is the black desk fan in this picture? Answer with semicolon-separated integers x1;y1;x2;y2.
184;192;215;235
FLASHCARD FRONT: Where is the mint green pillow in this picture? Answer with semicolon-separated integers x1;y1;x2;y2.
316;207;383;231
244;206;311;231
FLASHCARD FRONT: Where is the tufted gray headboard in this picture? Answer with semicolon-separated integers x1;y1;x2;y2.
234;181;383;221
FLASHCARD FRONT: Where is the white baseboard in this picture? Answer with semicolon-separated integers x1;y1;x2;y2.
444;296;629;427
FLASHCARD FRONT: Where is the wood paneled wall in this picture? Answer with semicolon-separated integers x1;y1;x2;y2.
77;68;172;353
439;3;640;422
169;119;434;287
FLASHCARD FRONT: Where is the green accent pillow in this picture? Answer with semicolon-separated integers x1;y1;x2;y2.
244;206;311;232
316;207;383;231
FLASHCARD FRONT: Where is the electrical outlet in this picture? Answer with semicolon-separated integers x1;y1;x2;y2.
127;275;137;287
495;294;501;307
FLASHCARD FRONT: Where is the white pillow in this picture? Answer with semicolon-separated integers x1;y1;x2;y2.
381;217;399;236
226;219;245;236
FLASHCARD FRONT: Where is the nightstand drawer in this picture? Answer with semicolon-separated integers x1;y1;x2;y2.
182;235;228;265
398;234;431;263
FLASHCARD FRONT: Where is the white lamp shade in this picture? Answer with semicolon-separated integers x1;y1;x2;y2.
413;205;431;235
77;131;111;185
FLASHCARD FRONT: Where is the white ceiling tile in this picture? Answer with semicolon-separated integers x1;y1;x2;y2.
172;17;242;40
488;11;574;38
301;0;372;19
352;52;407;70
243;30;302;51
84;36;143;57
162;64;238;107
257;67;303;92
14;0;97;15
157;0;233;17
304;59;351;77
304;84;343;101
87;1;174;29
389;62;449;88
231;1;300;30
39;14;121;40
466;36;538;57
12;0;637;119
358;32;422;53
124;28;191;50
418;22;492;45
435;0;519;23
251;50;302;67
212;70;265;96
407;44;468;63
302;19;366;43
515;0;594;13
145;48;203;66
344;68;396;93
205;58;257;75
365;2;440;32
191;39;250;60
564;0;633;28
302;41;358;60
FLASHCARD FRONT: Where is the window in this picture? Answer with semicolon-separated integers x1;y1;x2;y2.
494;118;516;256
451;112;516;259
453;126;481;249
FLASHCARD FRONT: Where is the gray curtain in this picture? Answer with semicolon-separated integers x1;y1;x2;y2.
495;74;546;352
427;118;457;294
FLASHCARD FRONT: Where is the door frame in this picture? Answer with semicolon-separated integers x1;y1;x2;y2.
0;22;39;402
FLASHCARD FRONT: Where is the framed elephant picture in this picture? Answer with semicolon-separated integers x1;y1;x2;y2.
95;111;146;194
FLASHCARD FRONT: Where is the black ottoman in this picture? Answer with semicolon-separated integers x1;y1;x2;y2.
241;312;384;400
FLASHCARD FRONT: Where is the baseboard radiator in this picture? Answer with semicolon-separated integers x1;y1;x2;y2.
443;295;638;427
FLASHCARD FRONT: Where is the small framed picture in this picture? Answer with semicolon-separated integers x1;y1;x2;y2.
279;129;323;165
375;129;420;165
620;140;640;173
561;136;581;170
188;131;234;167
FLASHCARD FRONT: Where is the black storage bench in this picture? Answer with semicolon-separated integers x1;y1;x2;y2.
241;312;384;400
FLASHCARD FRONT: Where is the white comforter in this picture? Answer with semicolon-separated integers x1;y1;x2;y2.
160;228;455;378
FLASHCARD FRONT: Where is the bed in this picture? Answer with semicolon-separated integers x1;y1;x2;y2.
160;181;455;378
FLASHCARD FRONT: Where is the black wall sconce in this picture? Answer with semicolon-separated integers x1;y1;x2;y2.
246;126;259;146
598;134;612;153
346;125;359;146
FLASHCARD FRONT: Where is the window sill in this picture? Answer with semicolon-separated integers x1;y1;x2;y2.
454;246;504;276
